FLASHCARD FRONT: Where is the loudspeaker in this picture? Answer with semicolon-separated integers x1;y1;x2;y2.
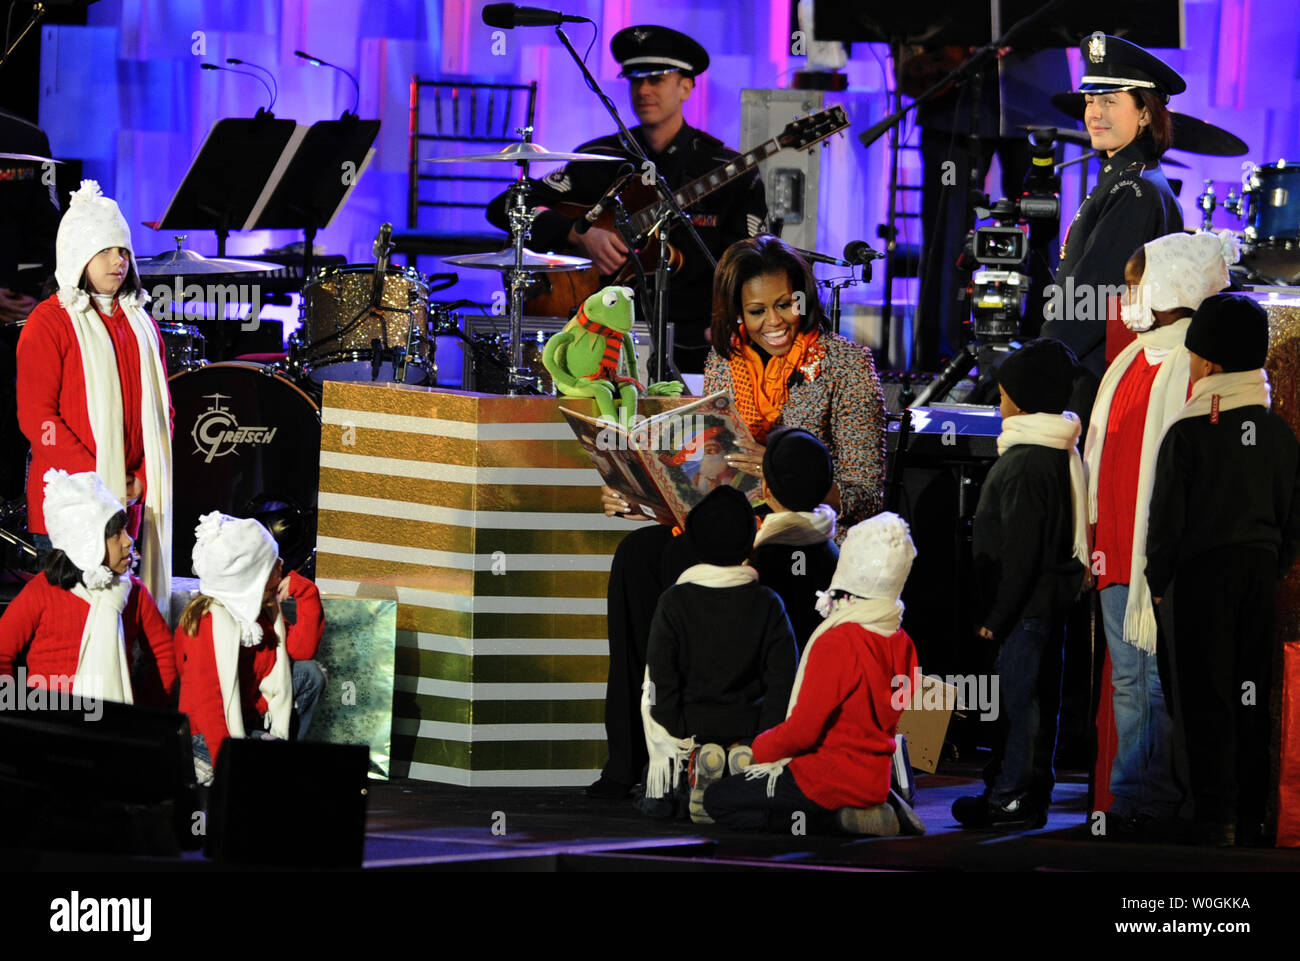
206;739;369;868
0;700;199;855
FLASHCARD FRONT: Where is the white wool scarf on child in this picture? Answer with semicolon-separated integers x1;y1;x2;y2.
208;599;293;740
1083;318;1192;653
640;562;758;798
57;286;173;606
742;592;906;796
751;504;837;549
69;575;134;704
997;410;1090;570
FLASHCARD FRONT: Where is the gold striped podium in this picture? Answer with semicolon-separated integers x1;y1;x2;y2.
314;382;682;786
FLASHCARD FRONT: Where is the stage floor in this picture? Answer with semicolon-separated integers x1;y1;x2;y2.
353;761;1299;872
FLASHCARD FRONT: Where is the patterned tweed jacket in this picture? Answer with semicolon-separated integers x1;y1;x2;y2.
704;331;887;543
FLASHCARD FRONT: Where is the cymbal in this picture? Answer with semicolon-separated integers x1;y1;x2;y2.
426;141;625;165
443;247;593;272
1048;93;1249;156
137;245;279;276
0;152;63;164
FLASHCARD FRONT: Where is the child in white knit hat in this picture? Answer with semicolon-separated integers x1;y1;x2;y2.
1085;229;1237;837
175;512;325;782
15;180;173;607
0;469;175;704
702;512;922;835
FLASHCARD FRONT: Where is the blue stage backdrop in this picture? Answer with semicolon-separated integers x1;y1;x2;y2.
36;0;1300;372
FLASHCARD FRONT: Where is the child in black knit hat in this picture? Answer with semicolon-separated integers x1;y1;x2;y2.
639;486;798;823
750;427;840;653
1146;292;1300;846
955;338;1089;830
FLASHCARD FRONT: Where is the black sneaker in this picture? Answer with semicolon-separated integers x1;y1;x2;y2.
952;794;993;828
986;795;1044;830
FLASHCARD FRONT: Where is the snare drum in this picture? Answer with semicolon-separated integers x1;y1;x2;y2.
296;264;431;384
1245;162;1300;247
157;321;206;372
168;362;320;575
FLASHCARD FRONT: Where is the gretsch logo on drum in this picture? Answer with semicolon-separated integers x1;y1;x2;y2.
190;392;278;463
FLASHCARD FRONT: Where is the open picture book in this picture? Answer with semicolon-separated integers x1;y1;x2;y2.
560;391;763;528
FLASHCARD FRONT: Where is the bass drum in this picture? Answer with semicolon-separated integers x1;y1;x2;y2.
169;362;320;576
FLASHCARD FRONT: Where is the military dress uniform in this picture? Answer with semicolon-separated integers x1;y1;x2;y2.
1040;34;1186;386
485;26;766;374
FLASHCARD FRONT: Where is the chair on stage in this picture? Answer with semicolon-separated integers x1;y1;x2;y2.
393;77;538;266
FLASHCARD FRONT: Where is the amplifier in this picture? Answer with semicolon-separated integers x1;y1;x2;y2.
887;403;1001;463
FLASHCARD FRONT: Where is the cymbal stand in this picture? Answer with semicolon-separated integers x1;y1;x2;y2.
504;126;540;395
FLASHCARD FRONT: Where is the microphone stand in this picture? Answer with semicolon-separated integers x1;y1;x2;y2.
552;23;714;383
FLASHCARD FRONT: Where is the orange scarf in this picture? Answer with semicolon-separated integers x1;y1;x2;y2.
727;329;820;442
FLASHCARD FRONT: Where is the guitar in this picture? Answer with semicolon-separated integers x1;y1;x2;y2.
525;106;850;318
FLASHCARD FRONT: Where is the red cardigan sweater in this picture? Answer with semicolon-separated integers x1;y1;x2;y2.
0;572;177;702
176;571;324;767
752;623;919;810
15;294;172;534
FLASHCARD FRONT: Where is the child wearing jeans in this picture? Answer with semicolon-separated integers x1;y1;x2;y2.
176;512;325;783
1146;293;1300;846
640;486;798;823
702;512;921;835
955;339;1089;829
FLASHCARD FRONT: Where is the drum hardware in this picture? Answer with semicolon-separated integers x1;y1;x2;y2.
433;125;614;395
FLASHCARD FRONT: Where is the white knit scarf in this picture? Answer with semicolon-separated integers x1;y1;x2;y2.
640;562;759;798
1084;318;1192;652
208;599;293;741
997;411;1090;569
58;287;173;606
743;592;905;796
69;575;133;704
751;505;837;549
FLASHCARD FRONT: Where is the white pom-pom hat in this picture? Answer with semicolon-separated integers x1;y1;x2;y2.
191;512;281;645
54;180;141;298
826;511;917;603
42;468;126;590
1121;229;1238;332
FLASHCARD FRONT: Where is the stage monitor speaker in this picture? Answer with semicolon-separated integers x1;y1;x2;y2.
0;700;199;856
206;739;369;868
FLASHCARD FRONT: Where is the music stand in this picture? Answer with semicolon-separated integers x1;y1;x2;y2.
244;118;380;280
155;117;302;258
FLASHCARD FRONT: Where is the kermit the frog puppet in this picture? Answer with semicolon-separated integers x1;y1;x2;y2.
542;286;682;428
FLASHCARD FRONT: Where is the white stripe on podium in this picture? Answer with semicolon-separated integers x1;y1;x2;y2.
394;676;606;700
395;632;610;657
318;578;605;615
392;718;606;741
315;535;615;572
398;763;599;787
317;491;635;531
322;407;576;441
320;450;599;485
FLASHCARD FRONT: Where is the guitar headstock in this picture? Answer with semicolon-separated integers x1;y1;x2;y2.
776;106;850;153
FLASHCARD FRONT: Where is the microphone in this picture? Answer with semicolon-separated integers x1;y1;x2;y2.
227;57;278;112
575;164;636;236
482;4;592;28
789;244;851;268
371;222;393;310
200;62;274;114
843;240;885;265
295;49;360;117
